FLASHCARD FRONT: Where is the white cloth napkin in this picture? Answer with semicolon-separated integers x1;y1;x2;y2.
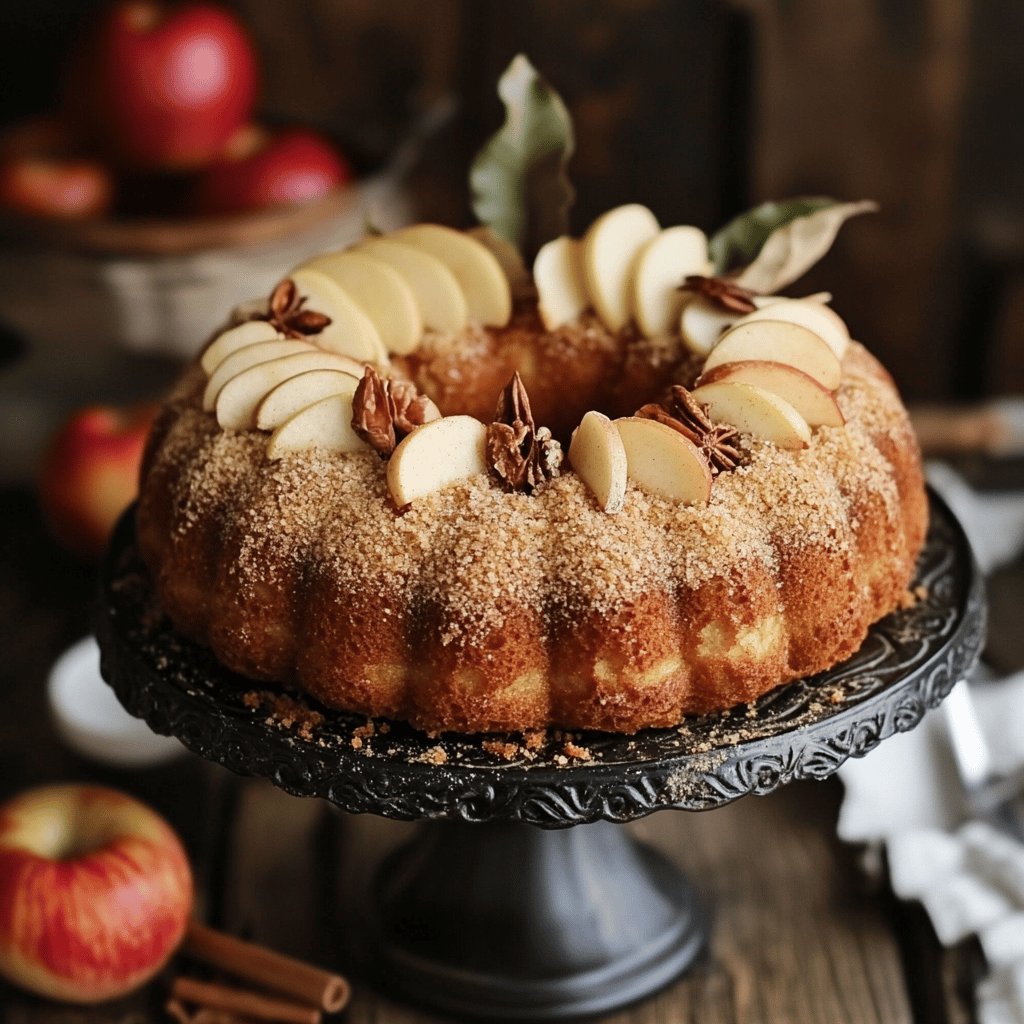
838;463;1024;1024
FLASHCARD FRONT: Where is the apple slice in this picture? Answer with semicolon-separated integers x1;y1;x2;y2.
689;381;811;450
696;361;845;428
255;368;360;431
386;415;488;505
704;319;842;391
679;294;740;356
614;416;712;505
631;225;710;337
534;236;588;331
567;410;627;513
391;224;511;326
200;319;280;375
286;268;389;364
301;250;422;355
203;339;314;410
357;237;468;334
266;392;368;460
731;298;850;359
216;351;358;430
466;226;531;291
582;204;660;331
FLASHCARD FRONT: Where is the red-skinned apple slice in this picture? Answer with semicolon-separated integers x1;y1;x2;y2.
568;410;627;513
387;416;488;505
302;250;422;355
534;236;588;331
631;225;710;337
200;319;281;375
614;416;712;504
215;351;359;430
357;237;468;334
391;225;511;326
0;784;192;1003
731;298;849;358
696;361;845;428
286;268;388;365
202;339;314;410
582;204;660;331
704;319;842;391
266;392;367;459
689;380;811;449
255;368;360;431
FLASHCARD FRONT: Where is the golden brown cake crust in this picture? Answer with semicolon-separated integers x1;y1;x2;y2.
137;334;926;735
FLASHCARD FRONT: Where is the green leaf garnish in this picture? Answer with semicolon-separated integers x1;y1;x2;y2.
709;197;837;274
470;54;575;263
710;197;877;293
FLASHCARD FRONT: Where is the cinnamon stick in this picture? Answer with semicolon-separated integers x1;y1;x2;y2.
170;977;321;1024
181;921;350;1013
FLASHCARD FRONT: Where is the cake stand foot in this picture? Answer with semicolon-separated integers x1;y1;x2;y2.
364;818;707;1020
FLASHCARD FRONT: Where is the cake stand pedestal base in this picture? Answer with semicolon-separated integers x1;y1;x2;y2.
364;818;705;1020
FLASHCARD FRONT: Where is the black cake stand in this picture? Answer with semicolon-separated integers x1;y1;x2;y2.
97;491;985;1020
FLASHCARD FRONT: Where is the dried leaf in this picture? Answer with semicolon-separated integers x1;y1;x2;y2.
709;197;837;274
735;200;878;293
469;54;575;262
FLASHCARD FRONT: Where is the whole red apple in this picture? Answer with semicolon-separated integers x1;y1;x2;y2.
0;156;113;220
0;784;193;1002
192;125;351;215
67;1;258;170
39;404;156;562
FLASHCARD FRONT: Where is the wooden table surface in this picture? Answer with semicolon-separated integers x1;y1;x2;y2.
0;484;1005;1024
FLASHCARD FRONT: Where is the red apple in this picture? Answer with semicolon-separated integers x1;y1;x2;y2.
39;404;156;562
0;784;193;1002
192;125;352;215
0;156;113;220
66;1;259;170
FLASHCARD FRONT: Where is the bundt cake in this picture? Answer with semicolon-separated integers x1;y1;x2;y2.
135;192;927;734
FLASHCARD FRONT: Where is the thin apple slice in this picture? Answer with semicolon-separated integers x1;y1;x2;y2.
301;250;422;355
201;320;280;375
534;236;588;331
689;381;811;450
696;361;845;428
266;393;368;460
391;224;511;326
704;319;842;391
216;351;358;430
286;268;389;364
614;416;712;505
582;204;660;331
357;237;468;334
567;410;627;513
256;369;360;431
203;339;314;411
731;298;849;359
679;295;740;356
386;415;488;505
466;226;531;290
632;225;709;337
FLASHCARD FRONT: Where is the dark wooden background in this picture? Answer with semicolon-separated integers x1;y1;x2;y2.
0;0;1023;402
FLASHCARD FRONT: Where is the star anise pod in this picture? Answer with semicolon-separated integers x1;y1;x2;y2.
351;367;441;458
256;279;333;339
636;385;744;474
487;373;563;494
678;275;759;315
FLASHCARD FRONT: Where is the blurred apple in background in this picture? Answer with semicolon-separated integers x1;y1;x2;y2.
0;784;193;1002
0;118;113;220
192;124;352;215
38;404;156;561
66;0;258;171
